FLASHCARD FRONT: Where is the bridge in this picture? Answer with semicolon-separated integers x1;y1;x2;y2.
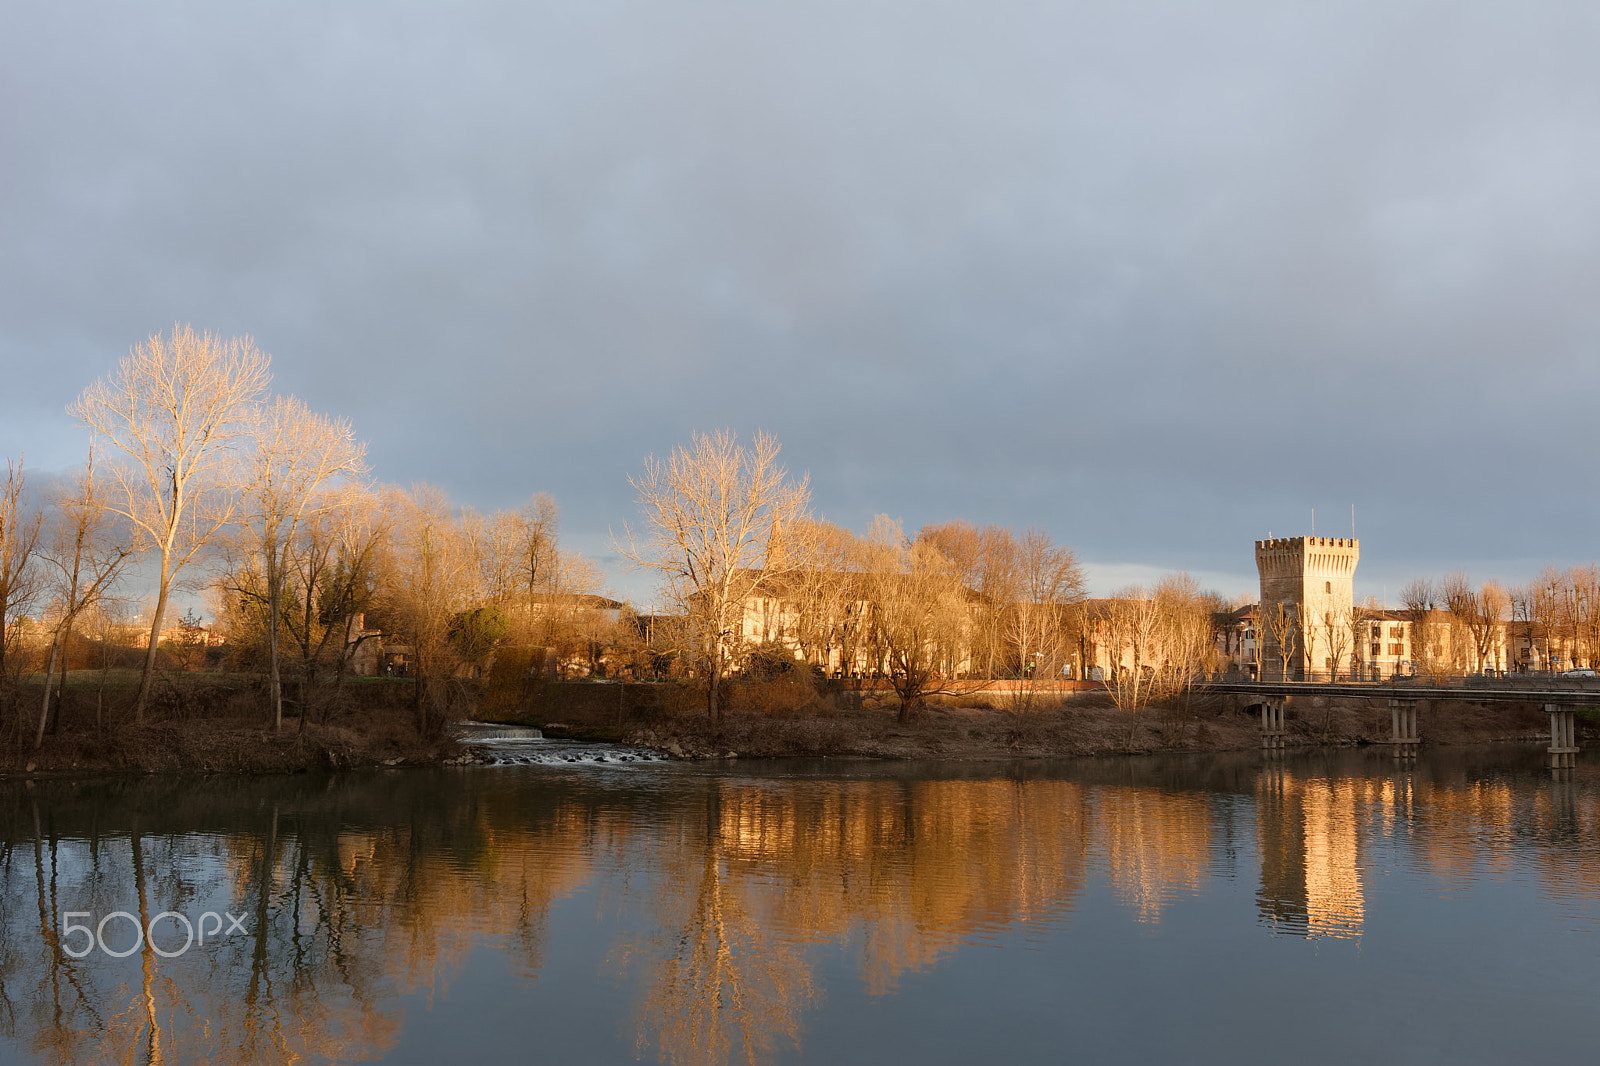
1199;679;1595;768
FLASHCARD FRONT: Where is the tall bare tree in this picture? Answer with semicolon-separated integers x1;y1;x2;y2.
70;325;272;718
377;484;475;734
1440;572;1509;673
241;395;368;730
1101;587;1163;710
1000;529;1086;712
0;457;43;723
919;520;1022;678
621;431;810;721
780;519;864;673
1154;572;1215;702
1399;578;1437;677
35;456;134;748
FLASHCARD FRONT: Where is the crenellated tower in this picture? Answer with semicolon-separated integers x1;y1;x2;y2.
1255;537;1359;681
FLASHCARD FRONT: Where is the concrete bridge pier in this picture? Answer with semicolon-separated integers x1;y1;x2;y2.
1259;699;1287;752
1388;699;1420;760
1547;704;1579;770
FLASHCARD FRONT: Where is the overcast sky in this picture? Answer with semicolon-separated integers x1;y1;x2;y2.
4;1;1598;608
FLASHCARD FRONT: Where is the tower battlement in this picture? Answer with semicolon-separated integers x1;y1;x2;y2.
1255;536;1358;551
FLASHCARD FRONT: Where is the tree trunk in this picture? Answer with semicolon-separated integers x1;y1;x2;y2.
49;617;75;736
268;592;282;732
134;556;174;722
35;640;60;750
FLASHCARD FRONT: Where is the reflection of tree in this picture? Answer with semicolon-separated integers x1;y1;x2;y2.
15;757;1600;1064
620;776;1092;1065
0;774;598;1065
1096;787;1210;923
624;787;817;1066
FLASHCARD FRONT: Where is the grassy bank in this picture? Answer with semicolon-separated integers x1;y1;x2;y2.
0;672;462;775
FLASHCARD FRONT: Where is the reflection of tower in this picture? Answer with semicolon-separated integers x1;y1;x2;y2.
1256;766;1308;931
1256;769;1365;939
1256;537;1359;681
1302;781;1364;937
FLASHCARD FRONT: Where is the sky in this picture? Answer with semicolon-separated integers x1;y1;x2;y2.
4;1;1599;609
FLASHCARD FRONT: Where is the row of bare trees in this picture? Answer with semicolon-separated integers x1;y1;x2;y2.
1;325;611;744
1395;567;1600;676
1098;574;1221;710
210;482;605;735
621;431;1090;722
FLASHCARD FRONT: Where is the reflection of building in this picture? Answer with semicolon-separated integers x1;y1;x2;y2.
1256;770;1365;939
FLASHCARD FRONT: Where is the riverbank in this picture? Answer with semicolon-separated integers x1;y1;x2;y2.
0;673;471;776
1;678;1574;775
0;717;465;776
566;692;1568;760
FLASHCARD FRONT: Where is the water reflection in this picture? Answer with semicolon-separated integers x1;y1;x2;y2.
0;749;1596;1063
1256;769;1367;939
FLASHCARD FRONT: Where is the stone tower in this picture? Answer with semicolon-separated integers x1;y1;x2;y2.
1255;537;1359;681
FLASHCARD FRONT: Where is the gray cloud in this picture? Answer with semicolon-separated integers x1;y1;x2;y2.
4;1;1598;604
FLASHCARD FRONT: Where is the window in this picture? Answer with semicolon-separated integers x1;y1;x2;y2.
1325;581;1332;594
1388;642;1403;656
1371;642;1381;656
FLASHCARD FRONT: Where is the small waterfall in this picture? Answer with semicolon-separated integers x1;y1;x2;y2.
457;723;545;741
453;721;668;767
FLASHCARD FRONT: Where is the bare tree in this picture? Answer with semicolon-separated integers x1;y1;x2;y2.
621;431;810;722
35;456;135;748
1570;565;1600;669
1000;530;1086;712
862;518;969;722
1264;602;1297;682
1319;606;1352;682
1347;597;1382;681
1297;605;1323;681
1441;572;1509;673
70;325;272;718
1154;572;1215;703
517;493;561;601
240;395;368;730
1102;587;1163;710
772;519;862;674
1398;578;1437;677
919;520;1022;679
0;457;43;723
212;483;388;728
376;485;474;735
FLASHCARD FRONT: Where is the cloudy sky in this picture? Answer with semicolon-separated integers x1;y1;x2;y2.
4;1;1598;607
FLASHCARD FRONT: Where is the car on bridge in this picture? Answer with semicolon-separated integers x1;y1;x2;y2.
1559;668;1598;678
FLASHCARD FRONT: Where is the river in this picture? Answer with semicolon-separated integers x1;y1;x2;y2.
1;738;1596;1063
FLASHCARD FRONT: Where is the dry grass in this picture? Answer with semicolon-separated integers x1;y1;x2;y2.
0;675;458;775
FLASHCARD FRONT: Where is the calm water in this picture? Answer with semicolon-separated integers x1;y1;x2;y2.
2;743;1598;1064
